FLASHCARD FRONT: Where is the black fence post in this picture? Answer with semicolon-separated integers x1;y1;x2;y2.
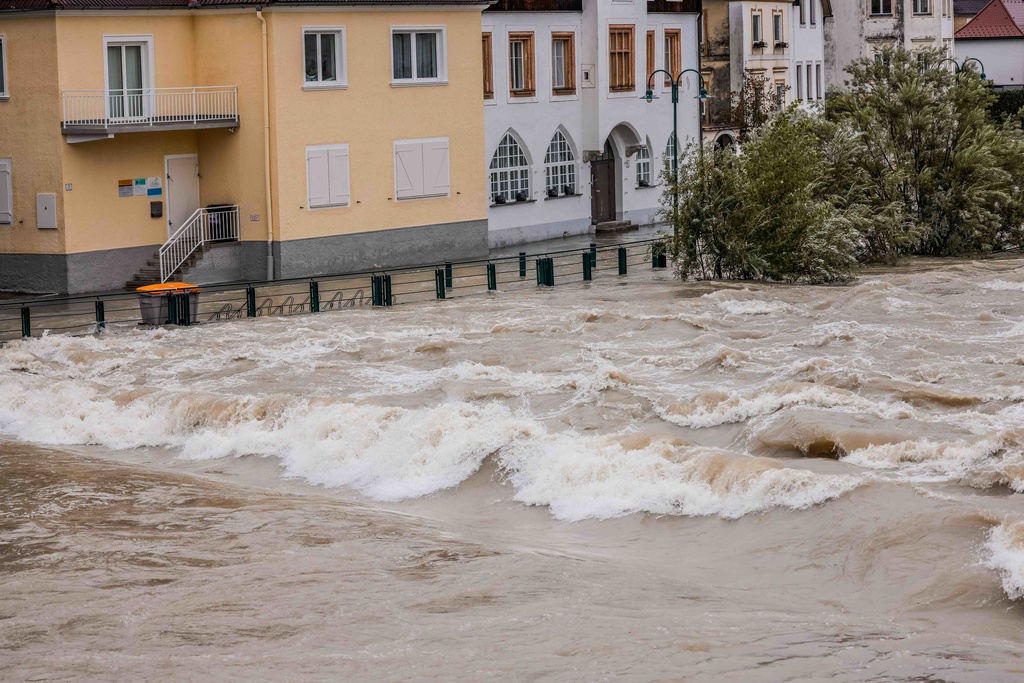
383;274;393;306
445;261;453;289
246;286;257;317
536;257;543;285
583;252;592;281
310;280;320;313
590;243;597;267
618;247;627;275
519;252;527;278
487;263;497;291
95;300;105;330
435;268;446;299
20;306;30;338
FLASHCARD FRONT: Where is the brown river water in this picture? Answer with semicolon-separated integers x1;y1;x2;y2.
3;256;1024;681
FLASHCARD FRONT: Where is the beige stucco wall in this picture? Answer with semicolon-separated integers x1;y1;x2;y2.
267;10;488;243
0;16;66;255
194;12;267;244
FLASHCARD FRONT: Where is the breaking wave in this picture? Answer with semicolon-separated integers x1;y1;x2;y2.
987;519;1024;601
0;374;857;520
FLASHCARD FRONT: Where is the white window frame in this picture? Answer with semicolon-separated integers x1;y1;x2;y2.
796;63;804;100
0;35;8;99
816;63;824;100
489;132;531;204
544;130;576;197
870;0;893;16
773;12;783;43
752;13;763;45
390;26;448;87
913;0;930;14
305;143;351;210
102;34;155;120
394;137;450;201
551;38;566;90
635;145;651;187
303;27;347;90
810;0;817;25
0;158;12;225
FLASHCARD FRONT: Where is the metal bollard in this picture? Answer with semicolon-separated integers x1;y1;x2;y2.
435;268;446;300
95;300;105;330
309;280;320;313
246;286;257;317
519;252;527;278
487;263;497;291
618;247;627;275
590;243;597;267
583;252;592;281
20;306;30;338
445;261;453;289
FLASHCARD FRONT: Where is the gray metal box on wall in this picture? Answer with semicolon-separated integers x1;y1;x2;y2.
36;193;56;230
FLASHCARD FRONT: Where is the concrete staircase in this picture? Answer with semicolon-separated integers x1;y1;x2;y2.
125;244;207;289
595;220;638;234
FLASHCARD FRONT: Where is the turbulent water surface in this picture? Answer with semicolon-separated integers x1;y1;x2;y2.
3;257;1024;680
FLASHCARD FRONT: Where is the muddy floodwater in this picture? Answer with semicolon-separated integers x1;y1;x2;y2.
3;257;1024;681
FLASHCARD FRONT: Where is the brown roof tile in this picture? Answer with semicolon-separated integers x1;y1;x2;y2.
956;0;1024;39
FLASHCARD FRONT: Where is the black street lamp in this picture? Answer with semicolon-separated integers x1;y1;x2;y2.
937;57;987;81
643;68;708;222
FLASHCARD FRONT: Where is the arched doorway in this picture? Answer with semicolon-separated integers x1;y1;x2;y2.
590;140;617;223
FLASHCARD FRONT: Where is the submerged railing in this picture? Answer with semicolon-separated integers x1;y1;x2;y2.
0;236;670;342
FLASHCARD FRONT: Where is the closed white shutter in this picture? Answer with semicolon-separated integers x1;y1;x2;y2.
395;142;424;200
423;138;450;198
306;148;330;208
0;159;11;225
328;146;350;207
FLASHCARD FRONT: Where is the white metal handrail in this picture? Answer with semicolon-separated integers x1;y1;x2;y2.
159;205;239;282
61;86;238;128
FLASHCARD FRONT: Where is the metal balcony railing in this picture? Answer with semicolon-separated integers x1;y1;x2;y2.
159;205;240;282
61;86;239;132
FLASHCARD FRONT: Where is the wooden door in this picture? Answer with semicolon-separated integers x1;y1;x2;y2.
591;159;616;223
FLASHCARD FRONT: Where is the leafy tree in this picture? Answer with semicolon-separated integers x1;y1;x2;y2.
723;70;789;139
990;88;1024;126
662;108;858;283
826;46;1024;257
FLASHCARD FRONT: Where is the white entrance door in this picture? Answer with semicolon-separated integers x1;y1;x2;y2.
165;154;200;239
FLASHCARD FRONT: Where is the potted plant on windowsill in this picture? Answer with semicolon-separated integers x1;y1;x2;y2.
752;40;768;49
775;41;789;49
515;191;529;202
563;184;575;196
494;194;507;205
638;179;650;188
547;187;559;198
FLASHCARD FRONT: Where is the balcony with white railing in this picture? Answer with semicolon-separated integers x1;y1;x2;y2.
61;86;239;136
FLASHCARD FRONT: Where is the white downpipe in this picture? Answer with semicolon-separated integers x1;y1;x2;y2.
257;9;275;281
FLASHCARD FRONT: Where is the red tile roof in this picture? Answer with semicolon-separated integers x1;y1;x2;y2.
956;0;1024;39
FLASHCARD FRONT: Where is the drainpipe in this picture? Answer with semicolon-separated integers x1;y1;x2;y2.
257;8;274;280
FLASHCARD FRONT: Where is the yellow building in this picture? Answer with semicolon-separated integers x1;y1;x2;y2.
0;0;489;293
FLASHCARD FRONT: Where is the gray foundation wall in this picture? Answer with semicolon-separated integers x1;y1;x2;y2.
186;241;267;285
488;216;593;249
0;253;70;294
66;244;158;294
273;219;489;279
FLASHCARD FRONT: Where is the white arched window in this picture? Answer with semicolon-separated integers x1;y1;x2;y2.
664;133;678;162
544;131;577;197
635;145;651;187
489;133;530;203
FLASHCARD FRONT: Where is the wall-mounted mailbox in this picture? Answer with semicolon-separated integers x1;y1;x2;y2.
36;193;57;230
151;201;163;218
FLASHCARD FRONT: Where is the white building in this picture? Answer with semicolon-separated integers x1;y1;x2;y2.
955;0;1024;89
825;0;956;87
482;0;702;247
701;1;830;147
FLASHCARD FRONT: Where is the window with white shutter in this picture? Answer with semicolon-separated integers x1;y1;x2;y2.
306;144;350;209
394;138;449;200
0;159;12;225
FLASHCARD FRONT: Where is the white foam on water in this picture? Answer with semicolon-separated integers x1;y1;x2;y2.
717;300;791;316
843;433;1024;490
986;519;1024;601
499;432;861;522
979;280;1024;292
656;382;911;429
